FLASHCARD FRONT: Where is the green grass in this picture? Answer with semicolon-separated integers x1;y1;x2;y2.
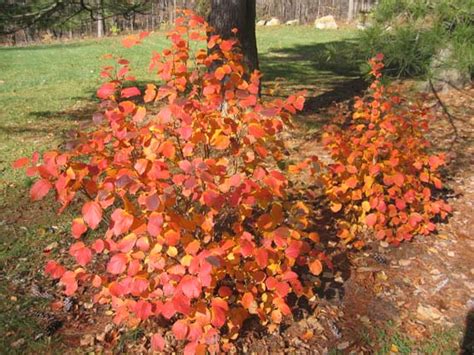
0;27;361;187
0;26;362;353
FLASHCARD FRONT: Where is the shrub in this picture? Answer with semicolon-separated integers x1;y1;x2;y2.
15;10;325;353
322;54;451;246
361;0;474;78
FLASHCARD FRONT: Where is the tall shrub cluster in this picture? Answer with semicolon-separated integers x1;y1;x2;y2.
15;10;325;353
14;10;451;354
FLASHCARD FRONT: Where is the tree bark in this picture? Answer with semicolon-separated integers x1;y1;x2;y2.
96;0;105;37
347;0;355;21
208;0;259;73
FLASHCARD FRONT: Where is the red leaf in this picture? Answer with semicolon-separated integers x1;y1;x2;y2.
172;320;189;340
122;35;140;48
30;179;51;201
139;31;150;40
107;253;128;274
147;212;163;236
121;87;141;98
97;82;117;99
151;333;165;351
248;124;266;139
82;201;102;230
69;242;92;266
220;40;235;52
111;209;134;236
285;240;302;259
12;157;29;169
180;275;202;298
255;248;268;268
202;190;222;208
45;260;66;279
60;271;77;296
211;298;228;327
133;106;146;122
393;172;405;187
273;297;291;315
408;213;423;227
366;213;377;227
294;95;305;110
72;218;87;238
428;155;443;170
241;292;255;310
92;239;105;253
117;234;137;253
134;300;152;320
345;176;358;189
160;141;176;159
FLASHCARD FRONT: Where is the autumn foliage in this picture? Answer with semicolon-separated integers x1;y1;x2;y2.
322;54;451;246
15;11;325;353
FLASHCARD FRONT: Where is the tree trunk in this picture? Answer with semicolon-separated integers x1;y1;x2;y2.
347;0;355;21
96;0;105;37
208;0;259;73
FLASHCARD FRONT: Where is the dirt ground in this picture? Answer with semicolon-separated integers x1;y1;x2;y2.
1;84;473;354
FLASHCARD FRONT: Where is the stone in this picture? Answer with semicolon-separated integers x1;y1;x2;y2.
399;259;411;266
416;304;443;321
11;338;25;349
314;15;338;30
337;341;350;350
256;20;266;27
426;45;471;93
285;19;300;26
266;18;281;26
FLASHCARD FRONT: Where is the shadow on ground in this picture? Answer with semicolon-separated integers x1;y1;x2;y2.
260;38;367;111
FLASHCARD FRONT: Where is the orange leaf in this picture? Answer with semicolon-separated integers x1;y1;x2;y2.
309;259;323;275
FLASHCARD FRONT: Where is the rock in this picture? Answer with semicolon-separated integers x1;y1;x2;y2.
337;341;350;350
426;45;471;93
285;19;300;26
80;334;95;347
314;15;338;30
356;23;367;30
416;304;443;321
398;259;411;266
11;338;25;349
256;20;267;27
266;18;281;26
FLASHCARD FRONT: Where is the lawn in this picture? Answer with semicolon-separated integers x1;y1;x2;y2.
0;26;360;188
0;26;363;353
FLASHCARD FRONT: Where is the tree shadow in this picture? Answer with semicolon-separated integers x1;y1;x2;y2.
461;309;474;354
260;38;368;114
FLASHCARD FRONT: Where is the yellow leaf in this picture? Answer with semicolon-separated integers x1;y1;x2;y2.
180;254;193;266
167;246;178;257
362;200;371;212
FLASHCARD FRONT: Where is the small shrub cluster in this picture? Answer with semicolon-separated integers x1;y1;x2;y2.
15;10;325;353
322;54;451;246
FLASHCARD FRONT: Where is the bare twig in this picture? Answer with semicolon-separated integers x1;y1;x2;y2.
428;78;459;147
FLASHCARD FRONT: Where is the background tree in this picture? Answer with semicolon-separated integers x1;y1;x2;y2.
208;0;259;73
